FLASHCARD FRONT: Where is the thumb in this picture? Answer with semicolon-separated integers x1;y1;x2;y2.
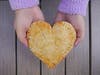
54;12;65;22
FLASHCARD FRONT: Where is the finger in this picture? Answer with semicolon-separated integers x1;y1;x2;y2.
74;36;81;47
16;29;28;47
74;29;85;47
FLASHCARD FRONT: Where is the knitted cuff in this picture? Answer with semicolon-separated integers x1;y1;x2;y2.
58;0;89;16
9;0;39;10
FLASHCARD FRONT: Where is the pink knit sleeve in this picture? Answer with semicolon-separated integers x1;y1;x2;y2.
9;0;39;10
58;0;89;16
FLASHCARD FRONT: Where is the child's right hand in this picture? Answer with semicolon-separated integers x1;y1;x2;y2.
14;6;44;47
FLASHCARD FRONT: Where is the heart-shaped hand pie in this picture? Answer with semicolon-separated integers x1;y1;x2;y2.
27;21;76;68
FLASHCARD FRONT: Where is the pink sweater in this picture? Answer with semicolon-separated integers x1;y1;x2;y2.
9;0;89;16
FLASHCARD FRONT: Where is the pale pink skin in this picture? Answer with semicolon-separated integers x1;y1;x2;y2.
14;6;85;47
14;6;44;46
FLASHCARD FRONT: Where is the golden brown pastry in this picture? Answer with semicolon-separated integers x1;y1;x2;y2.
27;21;76;68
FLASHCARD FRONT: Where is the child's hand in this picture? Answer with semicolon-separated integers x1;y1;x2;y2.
55;12;85;46
14;6;44;47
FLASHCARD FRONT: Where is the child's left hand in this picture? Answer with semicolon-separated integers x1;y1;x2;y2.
55;12;85;46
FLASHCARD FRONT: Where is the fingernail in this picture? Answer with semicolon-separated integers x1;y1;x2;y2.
74;42;78;47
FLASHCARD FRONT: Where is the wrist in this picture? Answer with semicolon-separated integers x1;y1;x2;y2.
15;6;44;21
15;6;39;15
